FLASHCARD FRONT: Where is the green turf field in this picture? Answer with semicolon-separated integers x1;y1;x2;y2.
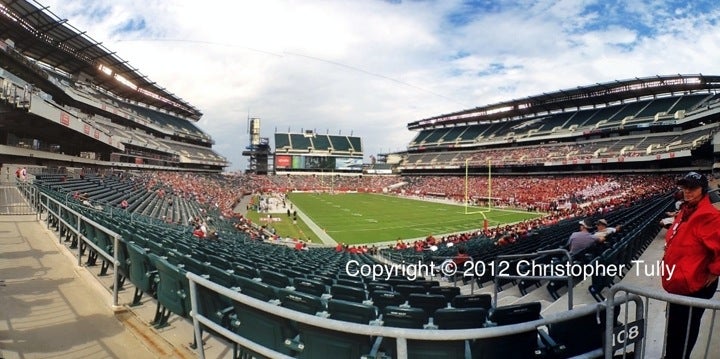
287;193;542;245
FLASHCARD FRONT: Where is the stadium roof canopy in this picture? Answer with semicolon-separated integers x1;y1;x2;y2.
0;0;203;120
409;74;720;130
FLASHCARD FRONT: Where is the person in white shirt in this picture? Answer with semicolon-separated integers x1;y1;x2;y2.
594;219;619;241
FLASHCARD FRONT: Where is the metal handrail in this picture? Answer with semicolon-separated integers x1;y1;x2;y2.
606;283;720;359
187;271;634;359
495;248;574;310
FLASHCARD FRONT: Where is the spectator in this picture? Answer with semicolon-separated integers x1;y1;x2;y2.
566;220;602;255
593;219;619;241
662;172;720;359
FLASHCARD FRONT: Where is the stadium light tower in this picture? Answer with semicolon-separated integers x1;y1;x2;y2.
241;117;271;174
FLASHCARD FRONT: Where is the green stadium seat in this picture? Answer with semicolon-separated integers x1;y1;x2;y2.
278;288;325;316
126;242;157;306
408;293;448;316
293;278;327;297
451;293;492;309
428;286;460;302
148;253;191;328
370;290;405;310
330;284;366;303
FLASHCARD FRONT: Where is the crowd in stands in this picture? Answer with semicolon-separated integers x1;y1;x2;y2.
389;174;675;253
399;174;670;212
81;171;676;254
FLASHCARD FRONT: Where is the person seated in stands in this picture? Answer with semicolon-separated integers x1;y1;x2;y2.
192;225;205;239
593;219;620;241
453;246;470;268
120;199;129;209
566;220;603;255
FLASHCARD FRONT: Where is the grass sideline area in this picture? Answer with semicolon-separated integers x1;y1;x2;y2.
286;193;543;245
246;203;319;243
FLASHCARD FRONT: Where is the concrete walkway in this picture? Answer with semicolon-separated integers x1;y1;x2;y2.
0;215;159;358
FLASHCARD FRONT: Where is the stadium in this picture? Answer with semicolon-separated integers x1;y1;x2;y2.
1;1;720;359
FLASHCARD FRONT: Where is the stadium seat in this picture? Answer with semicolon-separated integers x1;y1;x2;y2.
490;302;542;325
474;302;544;359
366;281;392;293
293;278;327;297
407;293;448;316
234;264;259;280
306;274;334;287
543;305;619;358
295;301;376;359
370;290;405;310
278;288;325;316
231;301;297;358
126;242;157;306
260;269;292;288
428;286;461;302
330;284;367;303
394;284;426;301
327;299;378;324
381;306;428;329
236;276;278;302
451;293;492;309
434;307;487;329
335;278;365;288
148;253;191;328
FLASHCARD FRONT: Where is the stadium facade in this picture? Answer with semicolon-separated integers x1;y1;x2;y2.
398;74;720;176
3;1;720;359
273;130;364;174
0;0;228;175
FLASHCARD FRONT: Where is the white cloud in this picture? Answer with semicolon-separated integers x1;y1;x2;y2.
37;0;720;170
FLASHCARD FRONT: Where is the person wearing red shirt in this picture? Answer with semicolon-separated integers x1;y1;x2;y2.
662;172;720;359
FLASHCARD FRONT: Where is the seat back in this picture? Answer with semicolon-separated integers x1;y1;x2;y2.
126;242;156;292
370;290;405;309
278;288;325;315
148;253;190;318
293;278;327;297
434;307;487;329
490;301;542;326
237;276;278;302
260;269;291;288
327;299;377;324
429;286;461;302
330;284;367;303
382;306;428;329
452;293;492;309
408;293;447;316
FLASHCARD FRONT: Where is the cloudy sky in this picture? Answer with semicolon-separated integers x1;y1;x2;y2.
37;0;720;171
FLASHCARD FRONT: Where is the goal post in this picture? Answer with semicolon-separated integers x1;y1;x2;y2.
464;158;493;219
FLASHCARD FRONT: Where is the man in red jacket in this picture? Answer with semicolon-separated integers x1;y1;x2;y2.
662;172;720;359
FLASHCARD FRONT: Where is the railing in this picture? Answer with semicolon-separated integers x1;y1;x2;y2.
494;249;575;310
186;271;639;359
0;183;36;215
606;283;720;359
33;189;122;307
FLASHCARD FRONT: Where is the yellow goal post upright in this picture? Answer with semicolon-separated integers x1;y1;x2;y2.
464;158;492;228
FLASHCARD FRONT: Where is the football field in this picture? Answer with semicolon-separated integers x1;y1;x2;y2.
288;193;542;245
